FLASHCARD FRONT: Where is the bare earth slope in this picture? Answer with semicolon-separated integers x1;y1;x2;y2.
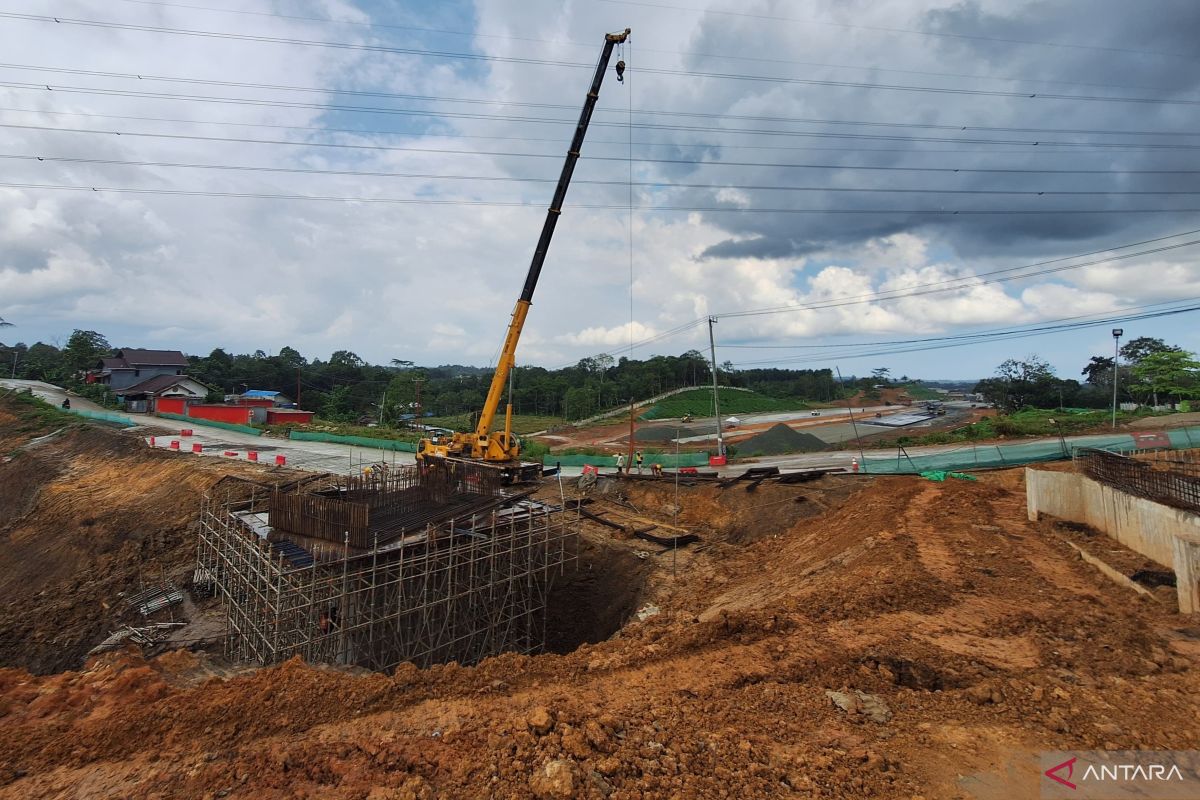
0;399;300;673
0;462;1196;799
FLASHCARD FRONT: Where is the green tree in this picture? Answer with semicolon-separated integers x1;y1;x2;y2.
1120;337;1178;365
975;356;1061;411
277;346;307;368
1081;355;1115;387
1131;350;1200;405
320;385;356;422
62;330;111;376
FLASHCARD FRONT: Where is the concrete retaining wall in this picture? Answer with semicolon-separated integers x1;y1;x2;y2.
1026;468;1200;613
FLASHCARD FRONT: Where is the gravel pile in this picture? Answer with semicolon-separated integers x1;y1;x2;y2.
738;423;826;454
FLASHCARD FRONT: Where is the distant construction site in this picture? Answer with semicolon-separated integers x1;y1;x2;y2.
195;461;578;671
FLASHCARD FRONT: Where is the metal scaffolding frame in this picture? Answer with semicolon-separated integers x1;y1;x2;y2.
195;469;578;671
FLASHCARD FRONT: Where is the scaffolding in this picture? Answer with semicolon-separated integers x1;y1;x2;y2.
195;465;578;671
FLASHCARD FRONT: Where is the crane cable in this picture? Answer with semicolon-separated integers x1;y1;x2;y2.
625;36;637;466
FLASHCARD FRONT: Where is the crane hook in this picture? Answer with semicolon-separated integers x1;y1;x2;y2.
615;60;626;82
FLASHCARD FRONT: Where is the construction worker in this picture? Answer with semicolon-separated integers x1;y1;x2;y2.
635;450;644;474
651;463;664;478
615;452;626;473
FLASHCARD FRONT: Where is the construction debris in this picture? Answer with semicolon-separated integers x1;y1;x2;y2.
87;623;185;656
125;584;184;617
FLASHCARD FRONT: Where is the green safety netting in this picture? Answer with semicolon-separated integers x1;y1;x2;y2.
66;408;136;427
859;425;1200;474
289;430;417;451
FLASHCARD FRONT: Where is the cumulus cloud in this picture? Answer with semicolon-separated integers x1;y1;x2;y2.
0;0;1197;377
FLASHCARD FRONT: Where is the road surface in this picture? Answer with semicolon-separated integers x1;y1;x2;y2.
3;381;1158;479
0;379;105;412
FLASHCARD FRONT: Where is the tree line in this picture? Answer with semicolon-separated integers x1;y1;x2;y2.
974;337;1200;412
0;332;839;423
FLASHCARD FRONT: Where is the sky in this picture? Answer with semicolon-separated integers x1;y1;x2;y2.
0;0;1198;380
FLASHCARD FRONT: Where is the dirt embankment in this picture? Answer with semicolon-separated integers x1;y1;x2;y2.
0;463;1197;799
0;402;300;674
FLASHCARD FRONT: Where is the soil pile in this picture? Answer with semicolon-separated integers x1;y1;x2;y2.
1;431;1198;798
738;422;826;454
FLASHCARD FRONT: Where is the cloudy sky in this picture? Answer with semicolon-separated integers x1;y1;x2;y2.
1;0;1198;379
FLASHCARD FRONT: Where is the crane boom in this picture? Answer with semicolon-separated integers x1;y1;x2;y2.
418;28;630;480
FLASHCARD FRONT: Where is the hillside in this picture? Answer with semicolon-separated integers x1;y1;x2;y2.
0;470;1196;798
640;388;808;421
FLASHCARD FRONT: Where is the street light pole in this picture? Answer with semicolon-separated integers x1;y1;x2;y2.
1111;328;1123;429
707;316;725;458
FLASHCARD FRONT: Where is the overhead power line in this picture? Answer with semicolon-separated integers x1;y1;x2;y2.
6;122;1200;175
4;180;1200;215
9;153;1200;196
3;62;1196;138
728;303;1200;367
7;80;1200;150
724;298;1200;358
556;227;1200;366
717;237;1200;319
9;106;1187;156
12;104;1180;156
106;0;1192;95
5;13;1200;104
597;0;1198;61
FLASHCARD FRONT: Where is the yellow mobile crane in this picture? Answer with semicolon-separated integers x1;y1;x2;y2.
416;27;631;483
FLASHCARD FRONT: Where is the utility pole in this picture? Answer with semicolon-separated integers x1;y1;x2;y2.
10;351;16;379
1112;328;1123;429
412;376;425;422
708;316;725;458
296;367;301;407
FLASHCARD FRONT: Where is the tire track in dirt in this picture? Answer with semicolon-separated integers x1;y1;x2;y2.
904;483;964;585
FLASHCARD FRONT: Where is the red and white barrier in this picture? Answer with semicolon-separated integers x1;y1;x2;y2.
169;440;180;450
192;443;203;453
247;451;258;462
275;454;286;466
223;450;238;457
180;428;193;437
149;436;156;447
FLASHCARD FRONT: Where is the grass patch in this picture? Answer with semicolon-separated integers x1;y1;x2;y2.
419;413;566;435
263;418;421;443
1;390;81;435
872;407;1162;448
900;383;942;401
640;388;809;420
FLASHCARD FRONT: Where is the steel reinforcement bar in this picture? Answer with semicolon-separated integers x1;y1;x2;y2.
1077;448;1200;514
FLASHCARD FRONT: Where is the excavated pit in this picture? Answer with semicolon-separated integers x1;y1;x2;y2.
543;535;653;653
